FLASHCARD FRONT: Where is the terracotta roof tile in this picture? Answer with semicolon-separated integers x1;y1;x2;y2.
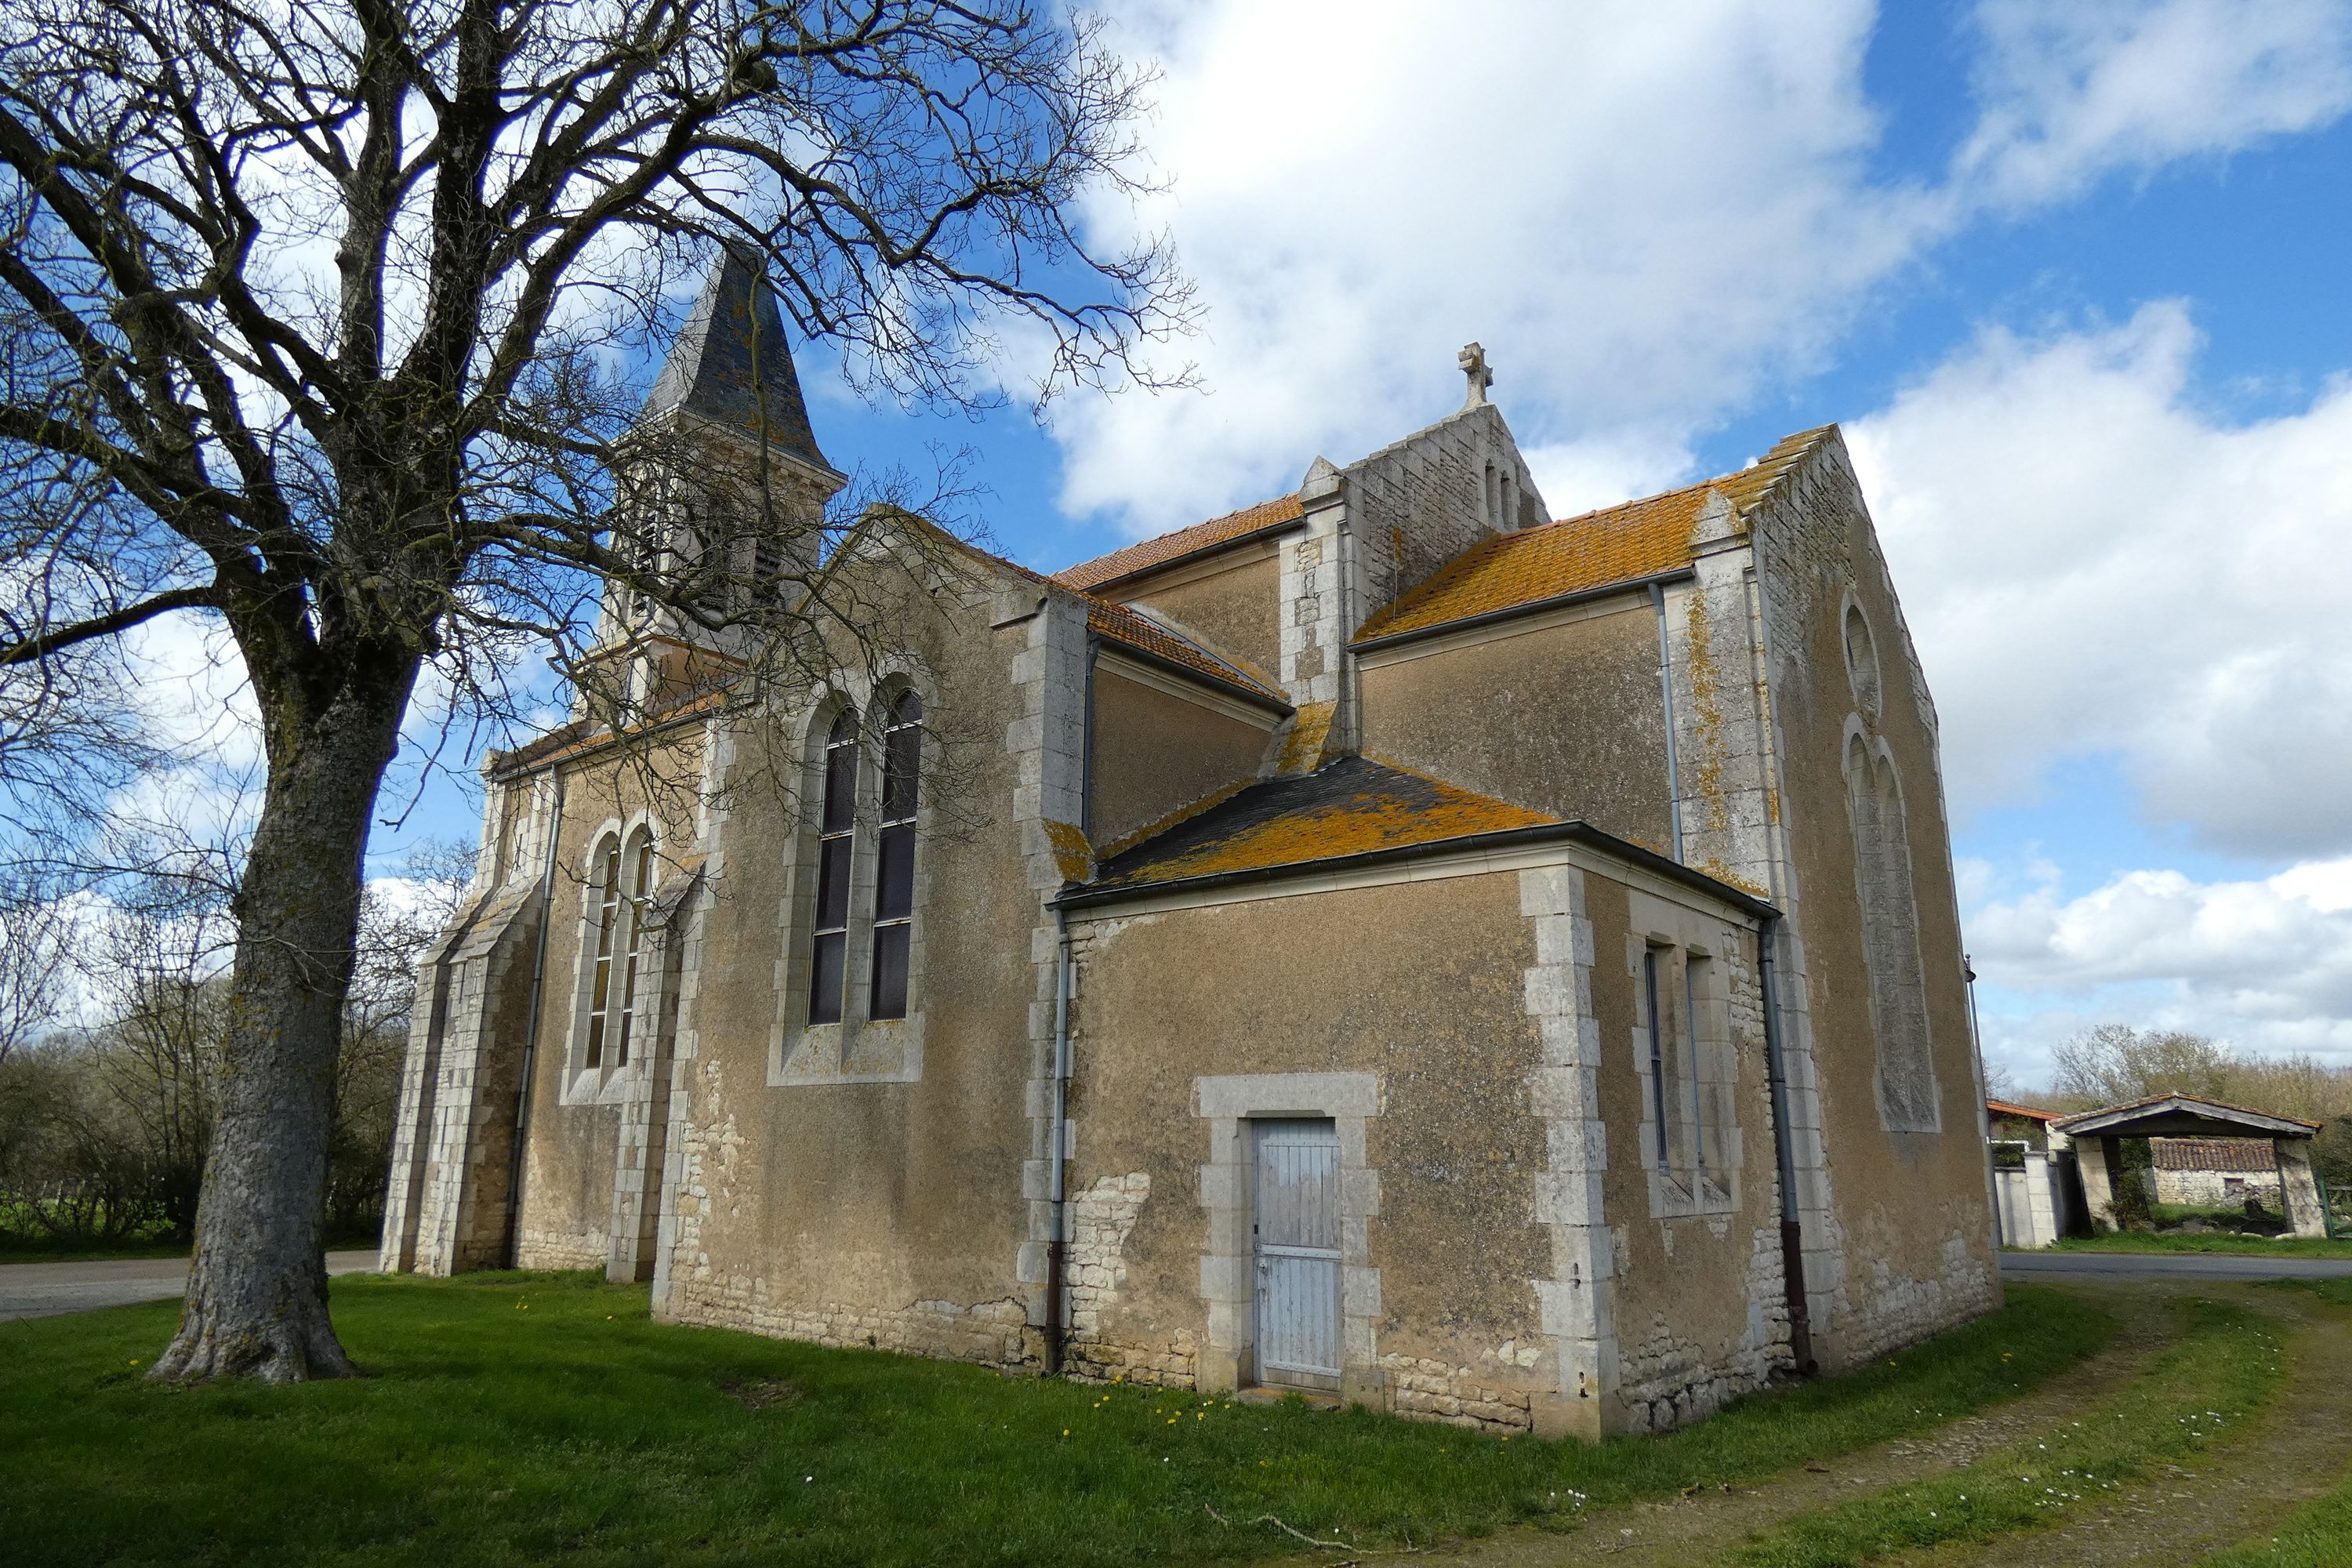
1084;597;1287;707
1987;1099;2060;1123
2151;1138;2281;1172
1054;494;1305;591
1353;426;1839;645
916;517;1289;709
1083;756;1554;893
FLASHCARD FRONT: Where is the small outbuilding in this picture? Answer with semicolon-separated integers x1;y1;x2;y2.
1984;1099;2077;1247
2050;1094;2326;1238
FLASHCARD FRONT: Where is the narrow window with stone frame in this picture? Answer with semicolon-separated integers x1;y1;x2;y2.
584;833;624;1069
582;828;655;1071
868;688;922;1020
1642;941;1729;1200
610;828;655;1067
807;708;858;1025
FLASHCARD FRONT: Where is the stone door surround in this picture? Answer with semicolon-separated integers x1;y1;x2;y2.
1194;1072;1382;1405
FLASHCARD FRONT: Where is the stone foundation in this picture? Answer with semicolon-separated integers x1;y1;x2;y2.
664;1276;1035;1368
516;1228;608;1272
1380;1350;1541;1432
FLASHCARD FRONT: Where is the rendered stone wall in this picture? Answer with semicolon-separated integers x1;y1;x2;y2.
648;534;1057;1370
1084;666;1273;851
1356;598;1672;851
1743;434;2002;1366
1112;550;1283;682
1064;868;1632;1432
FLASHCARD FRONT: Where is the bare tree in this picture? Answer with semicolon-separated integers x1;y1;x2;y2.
0;879;70;1069
0;0;1185;1380
2049;1025;2234;1107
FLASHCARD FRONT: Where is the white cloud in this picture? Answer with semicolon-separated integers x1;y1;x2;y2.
1052;0;2352;540
1965;855;2352;1079
1847;303;2352;858
1958;0;2352;206
1062;0;1928;533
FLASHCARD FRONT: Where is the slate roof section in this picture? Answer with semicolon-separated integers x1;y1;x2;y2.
1054;493;1306;592
1078;756;1555;895
1352;426;1839;646
642;250;832;474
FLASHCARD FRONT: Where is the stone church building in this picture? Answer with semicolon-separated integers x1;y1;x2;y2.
381;257;1999;1439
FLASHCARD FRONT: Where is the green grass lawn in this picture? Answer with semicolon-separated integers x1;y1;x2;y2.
2025;1230;2352;1259
0;1270;2108;1567
1737;1294;2287;1567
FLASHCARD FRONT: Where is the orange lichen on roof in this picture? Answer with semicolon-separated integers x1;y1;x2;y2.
1354;425;1841;645
1054;493;1305;591
1090;757;1553;891
1086;597;1287;706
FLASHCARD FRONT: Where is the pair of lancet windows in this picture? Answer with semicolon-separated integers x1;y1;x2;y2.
807;689;922;1026
1640;943;1729;1200
584;829;655;1070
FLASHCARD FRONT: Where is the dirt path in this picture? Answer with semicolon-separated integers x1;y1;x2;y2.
1894;1283;2352;1568
1433;1280;2180;1567
1425;1279;2352;1568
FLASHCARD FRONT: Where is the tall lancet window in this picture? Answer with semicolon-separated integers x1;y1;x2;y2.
586;835;623;1068
808;710;858;1025
869;690;922;1020
612;830;653;1066
584;829;655;1069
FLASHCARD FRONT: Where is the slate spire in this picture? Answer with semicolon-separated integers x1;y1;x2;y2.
641;249;830;474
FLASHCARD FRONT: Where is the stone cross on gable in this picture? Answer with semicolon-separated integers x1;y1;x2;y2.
1458;342;1494;409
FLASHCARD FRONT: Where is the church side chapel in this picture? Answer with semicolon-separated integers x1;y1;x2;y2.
382;256;1999;1440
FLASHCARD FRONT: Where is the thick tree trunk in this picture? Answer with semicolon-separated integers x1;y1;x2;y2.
149;652;418;1383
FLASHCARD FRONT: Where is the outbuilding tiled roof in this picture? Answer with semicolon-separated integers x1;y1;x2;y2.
1054;494;1305;591
1987;1099;2060;1123
2151;1138;2281;1173
1353;426;1839;646
1081;756;1554;895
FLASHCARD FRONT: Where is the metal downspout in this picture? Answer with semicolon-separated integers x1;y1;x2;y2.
1757;913;1816;1376
503;768;567;1269
1044;907;1074;1373
1653;582;1684;862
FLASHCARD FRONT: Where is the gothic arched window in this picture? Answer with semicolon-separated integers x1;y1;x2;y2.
583;828;655;1069
869;689;922;1019
807;709;858;1025
611;829;654;1066
585;833;623;1068
1846;731;1937;1131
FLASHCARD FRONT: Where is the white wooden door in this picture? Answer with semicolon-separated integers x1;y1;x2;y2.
1253;1118;1342;1388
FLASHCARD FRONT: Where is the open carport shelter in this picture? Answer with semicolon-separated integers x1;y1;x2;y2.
2051;1094;2326;1238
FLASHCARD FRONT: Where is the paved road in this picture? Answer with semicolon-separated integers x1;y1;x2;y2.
0;1250;379;1322
2001;1249;2352;1280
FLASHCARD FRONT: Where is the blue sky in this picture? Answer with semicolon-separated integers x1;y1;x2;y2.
358;0;2352;1091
